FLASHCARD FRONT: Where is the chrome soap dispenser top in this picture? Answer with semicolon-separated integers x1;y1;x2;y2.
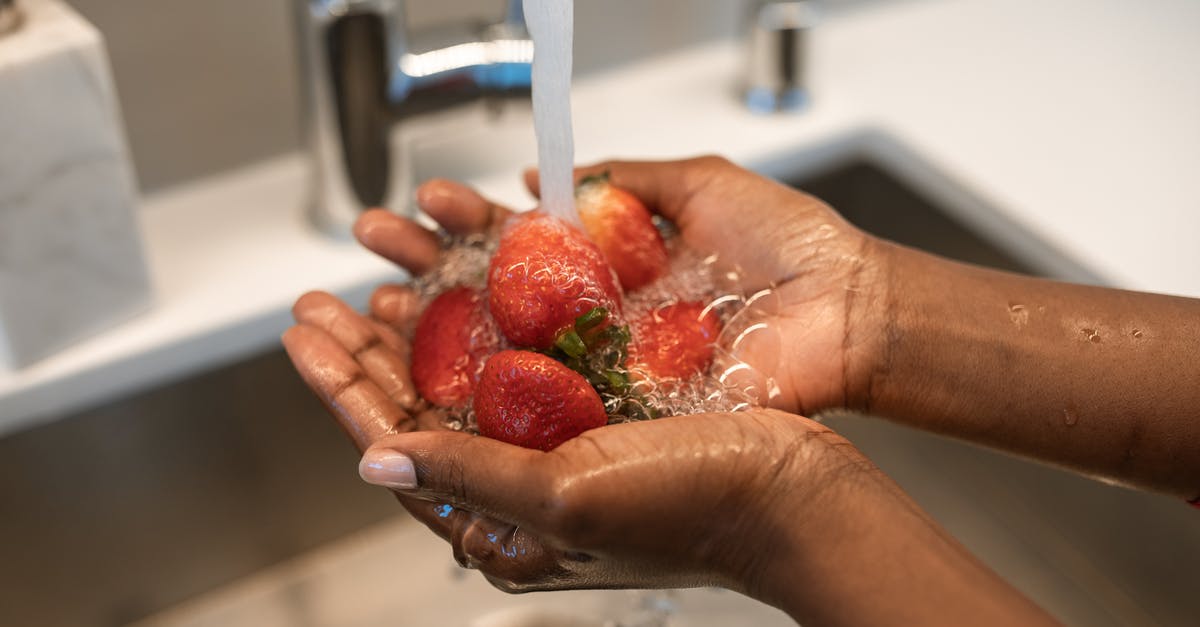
296;0;533;236
745;0;818;114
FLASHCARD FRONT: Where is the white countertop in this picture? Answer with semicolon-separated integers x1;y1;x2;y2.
2;0;1197;434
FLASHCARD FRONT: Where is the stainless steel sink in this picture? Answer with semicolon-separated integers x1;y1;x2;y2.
1;160;1194;627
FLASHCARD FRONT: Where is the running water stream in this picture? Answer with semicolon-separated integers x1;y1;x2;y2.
522;0;580;226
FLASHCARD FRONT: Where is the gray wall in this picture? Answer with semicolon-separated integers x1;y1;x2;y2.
65;0;754;192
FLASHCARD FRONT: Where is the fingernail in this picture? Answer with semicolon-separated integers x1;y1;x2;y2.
359;449;418;489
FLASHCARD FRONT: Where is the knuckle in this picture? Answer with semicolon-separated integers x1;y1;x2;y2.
537;478;597;546
427;438;474;504
692;154;733;171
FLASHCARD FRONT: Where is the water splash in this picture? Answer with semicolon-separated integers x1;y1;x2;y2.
419;228;780;431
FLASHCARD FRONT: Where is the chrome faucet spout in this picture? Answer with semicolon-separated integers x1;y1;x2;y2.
296;0;533;236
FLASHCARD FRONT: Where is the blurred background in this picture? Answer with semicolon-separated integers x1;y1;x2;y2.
1;0;1197;625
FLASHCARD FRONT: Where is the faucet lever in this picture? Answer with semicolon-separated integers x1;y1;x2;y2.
297;0;533;236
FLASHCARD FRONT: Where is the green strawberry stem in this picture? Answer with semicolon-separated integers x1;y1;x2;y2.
539;306;658;421
574;306;608;333
575;170;612;191
555;330;588;359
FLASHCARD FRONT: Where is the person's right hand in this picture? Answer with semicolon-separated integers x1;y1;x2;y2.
527;156;889;415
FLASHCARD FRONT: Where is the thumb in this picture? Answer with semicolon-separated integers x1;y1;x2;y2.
359;430;556;528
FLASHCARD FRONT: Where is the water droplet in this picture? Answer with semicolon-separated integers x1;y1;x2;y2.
1131;329;1144;339
1008;303;1029;328
1062;408;1078;426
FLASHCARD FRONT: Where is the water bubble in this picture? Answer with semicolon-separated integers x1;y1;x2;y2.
1062;408;1078;426
412;233;495;301
420;226;780;425
1131;329;1144;339
1080;328;1101;343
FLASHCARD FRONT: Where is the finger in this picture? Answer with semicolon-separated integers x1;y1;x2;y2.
457;517;573;588
451;511;492;569
398;495;465;547
399;496;569;590
353;209;441;274
416;178;512;234
282;324;415;449
524;156;723;222
369;283;422;334
367;317;411;363
361;430;555;529
292;291;418;410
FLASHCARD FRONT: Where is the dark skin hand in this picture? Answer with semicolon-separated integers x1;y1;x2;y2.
283;158;1059;625
286;156;1199;621
530;157;1200;497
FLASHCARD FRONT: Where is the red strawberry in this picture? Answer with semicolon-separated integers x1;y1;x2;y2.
575;173;668;291
411;287;500;407
488;212;622;350
627;301;721;379
474;350;608;451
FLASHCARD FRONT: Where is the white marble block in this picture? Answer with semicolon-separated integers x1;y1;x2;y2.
0;0;151;368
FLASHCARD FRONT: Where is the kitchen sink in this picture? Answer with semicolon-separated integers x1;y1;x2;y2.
1;159;1194;627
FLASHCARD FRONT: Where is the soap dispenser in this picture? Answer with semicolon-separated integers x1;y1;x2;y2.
0;0;151;368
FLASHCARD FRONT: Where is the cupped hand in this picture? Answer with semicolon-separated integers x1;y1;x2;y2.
281;159;883;594
280;179;496;555
527;156;889;415
358;407;859;594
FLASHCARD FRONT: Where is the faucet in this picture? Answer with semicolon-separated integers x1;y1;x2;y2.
744;0;818;114
296;0;533;236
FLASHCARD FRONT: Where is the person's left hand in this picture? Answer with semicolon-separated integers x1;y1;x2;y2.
284;179;552;581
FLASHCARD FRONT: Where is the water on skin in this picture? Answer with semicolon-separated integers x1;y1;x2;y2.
523;0;580;227
1008;302;1029;328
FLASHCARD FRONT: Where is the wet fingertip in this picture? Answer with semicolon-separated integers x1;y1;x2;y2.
416;179;473;218
291;290;334;319
371;286;418;323
352;212;387;247
280;326;301;350
522;167;539;195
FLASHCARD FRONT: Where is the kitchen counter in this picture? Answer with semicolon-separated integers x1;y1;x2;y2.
2;0;1197;433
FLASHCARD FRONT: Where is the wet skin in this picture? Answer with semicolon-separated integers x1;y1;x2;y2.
284;156;1199;625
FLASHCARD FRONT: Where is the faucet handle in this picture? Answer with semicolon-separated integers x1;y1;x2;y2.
744;0;819;113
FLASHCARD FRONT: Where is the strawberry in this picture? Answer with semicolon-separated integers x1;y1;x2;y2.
627;301;721;379
411;287;500;407
487;212;622;350
575;173;668;291
474;350;608;451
